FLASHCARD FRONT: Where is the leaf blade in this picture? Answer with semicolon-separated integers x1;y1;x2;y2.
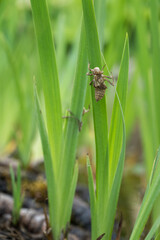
30;0;62;171
34;87;60;239
109;34;129;188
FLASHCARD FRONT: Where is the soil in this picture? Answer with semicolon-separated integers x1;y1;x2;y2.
0;157;123;240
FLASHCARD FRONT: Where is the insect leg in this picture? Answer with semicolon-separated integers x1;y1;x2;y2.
88;63;92;71
101;64;106;71
87;73;94;76
62;111;82;132
103;75;112;79
104;78;114;86
82;104;90;116
89;79;94;85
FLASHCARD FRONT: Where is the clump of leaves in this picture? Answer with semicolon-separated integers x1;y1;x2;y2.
10;164;24;226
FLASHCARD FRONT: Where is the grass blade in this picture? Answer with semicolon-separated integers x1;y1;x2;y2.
60;24;88;186
82;0;109;221
35;87;60;239
150;0;160;142
104;88;126;240
130;147;160;240
30;0;62;172
109;34;129;188
59;23;88;228
87;156;97;239
62;163;78;230
10;164;23;225
94;0;107;48
145;216;160;240
149;147;160;187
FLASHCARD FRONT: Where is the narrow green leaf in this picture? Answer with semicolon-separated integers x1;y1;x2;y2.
94;0;107;48
17;165;21;202
60;23;88;188
61;163;78;229
149;147;160;187
10;164;22;225
59;23;88;229
145;0;160;223
87;156;97;239
155;233;160;240
35;88;60;239
130;148;160;240
10;166;16;197
82;0;101;65
150;0;160;142
30;0;62;171
104;88;126;240
130;175;160;240
109;34;129;188
141;148;160;208
145;217;160;240
82;0;109;219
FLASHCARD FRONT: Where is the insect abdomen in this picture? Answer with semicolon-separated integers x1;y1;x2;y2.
95;87;106;102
